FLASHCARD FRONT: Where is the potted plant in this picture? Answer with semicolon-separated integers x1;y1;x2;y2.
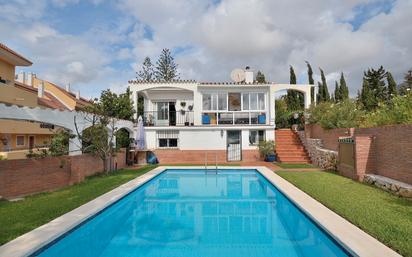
258;140;276;162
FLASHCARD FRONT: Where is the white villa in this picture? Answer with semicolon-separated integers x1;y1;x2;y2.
129;68;314;162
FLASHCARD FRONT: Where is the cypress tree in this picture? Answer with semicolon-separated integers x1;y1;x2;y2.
286;66;299;110
339;72;349;100
360;78;375;110
319;68;330;102
155;48;179;81
306;61;315;103
255;71;266;83
316;81;323;102
137;57;154;81
290;66;297;84
386;71;397;100
334;81;341;102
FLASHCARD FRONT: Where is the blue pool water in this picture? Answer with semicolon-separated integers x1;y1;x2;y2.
34;169;351;257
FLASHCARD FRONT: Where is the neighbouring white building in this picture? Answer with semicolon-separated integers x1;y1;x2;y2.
129;68;314;162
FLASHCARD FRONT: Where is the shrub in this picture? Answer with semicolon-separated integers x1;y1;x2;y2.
258;140;275;157
308;100;364;129
360;93;412;127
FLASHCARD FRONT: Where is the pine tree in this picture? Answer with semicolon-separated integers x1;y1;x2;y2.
386;71;397;100
155;48;179;81
399;69;412;96
339;72;349;100
255;71;266;83
363;66;387;105
137;57;154;81
306;61;315;103
334;81;341;102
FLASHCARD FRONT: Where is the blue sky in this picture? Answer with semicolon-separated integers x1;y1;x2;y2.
0;0;410;98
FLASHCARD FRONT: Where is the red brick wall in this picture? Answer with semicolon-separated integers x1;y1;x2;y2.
154;149;260;164
0;157;72;198
306;124;350;151
307;124;412;184
0;149;128;199
354;136;376;181
356;125;412;184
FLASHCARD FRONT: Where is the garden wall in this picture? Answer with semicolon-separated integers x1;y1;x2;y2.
305;124;412;184
0;150;127;199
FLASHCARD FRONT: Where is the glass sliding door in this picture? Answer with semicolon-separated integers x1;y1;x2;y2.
156;102;169;126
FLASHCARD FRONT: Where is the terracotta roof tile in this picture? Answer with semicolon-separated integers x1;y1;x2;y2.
14;82;69;111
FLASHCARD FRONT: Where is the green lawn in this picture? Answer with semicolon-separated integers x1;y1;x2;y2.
275;163;316;169
277;171;412;257
0;165;157;245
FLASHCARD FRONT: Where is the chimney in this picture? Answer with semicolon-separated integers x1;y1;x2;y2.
76;90;80;100
244;66;254;83
16;71;25;83
65;83;71;92
38;81;45;98
27;72;33;86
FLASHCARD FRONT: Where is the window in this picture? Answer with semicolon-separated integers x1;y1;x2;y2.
250;93;258;110
203;93;227;111
228;93;241;111
16;135;25;146
258;93;265;110
157;102;169;120
203;94;212;110
157;130;179;148
249;130;265;145
242;93;265;111
218;93;227;110
242;93;249;110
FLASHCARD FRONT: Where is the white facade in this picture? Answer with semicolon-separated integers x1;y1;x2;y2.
129;79;313;161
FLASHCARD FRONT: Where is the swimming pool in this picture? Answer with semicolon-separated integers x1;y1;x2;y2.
32;169;351;257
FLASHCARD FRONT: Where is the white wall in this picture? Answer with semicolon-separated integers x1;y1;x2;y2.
145;128;274;151
180;130;226;150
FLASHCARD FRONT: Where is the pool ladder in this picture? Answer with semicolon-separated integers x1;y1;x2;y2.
204;152;218;174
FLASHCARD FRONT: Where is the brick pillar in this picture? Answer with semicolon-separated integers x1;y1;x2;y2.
354;136;376;181
69;156;84;184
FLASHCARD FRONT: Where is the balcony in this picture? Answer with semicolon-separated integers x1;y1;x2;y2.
143;111;194;127
201;112;267;125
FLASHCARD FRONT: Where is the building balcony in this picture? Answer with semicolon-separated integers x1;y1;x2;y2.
201;112;267;126
143;111;194;127
141;111;268;127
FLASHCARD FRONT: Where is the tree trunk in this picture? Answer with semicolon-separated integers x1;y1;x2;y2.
102;157;112;174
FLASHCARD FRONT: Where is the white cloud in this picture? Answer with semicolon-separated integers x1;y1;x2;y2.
120;0;412;96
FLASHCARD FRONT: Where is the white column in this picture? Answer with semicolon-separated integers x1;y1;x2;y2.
193;86;202;125
69;136;82;156
304;89;311;109
269;86;276;126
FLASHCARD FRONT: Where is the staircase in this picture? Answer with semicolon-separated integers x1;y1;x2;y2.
275;129;311;163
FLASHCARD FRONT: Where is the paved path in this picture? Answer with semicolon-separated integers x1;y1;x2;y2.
129;162;320;172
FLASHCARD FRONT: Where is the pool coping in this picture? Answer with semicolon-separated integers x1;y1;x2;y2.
0;166;402;257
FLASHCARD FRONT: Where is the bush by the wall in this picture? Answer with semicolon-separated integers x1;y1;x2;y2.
360;93;412;127
308;100;364;129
